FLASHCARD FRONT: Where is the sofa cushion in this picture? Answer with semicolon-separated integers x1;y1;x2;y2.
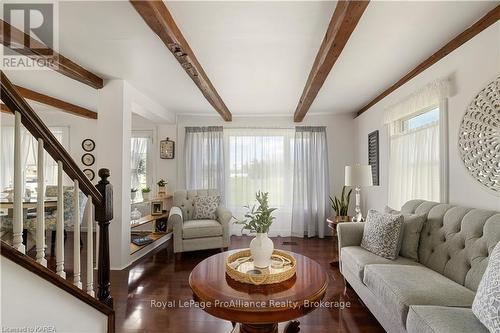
193;195;220;220
341;246;421;281
472;242;500;332
415;204;500;291
363;264;475;329
407;306;489;333
385;206;426;260
182;220;222;239
361;209;404;260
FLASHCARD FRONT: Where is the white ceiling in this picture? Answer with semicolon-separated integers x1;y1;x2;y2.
2;1;497;119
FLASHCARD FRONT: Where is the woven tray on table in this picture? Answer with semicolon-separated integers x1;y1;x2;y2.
225;249;296;285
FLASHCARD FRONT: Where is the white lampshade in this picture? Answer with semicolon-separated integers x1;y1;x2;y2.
345;165;373;187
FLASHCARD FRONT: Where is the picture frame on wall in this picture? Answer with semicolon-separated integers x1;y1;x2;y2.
160;138;175;159
151;200;164;216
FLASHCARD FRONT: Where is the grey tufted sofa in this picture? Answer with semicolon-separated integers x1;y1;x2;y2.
168;189;232;254
337;200;500;333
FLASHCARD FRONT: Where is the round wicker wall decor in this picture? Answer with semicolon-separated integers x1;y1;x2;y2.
458;77;499;194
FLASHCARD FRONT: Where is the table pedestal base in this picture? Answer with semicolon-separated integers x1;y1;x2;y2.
232;321;300;333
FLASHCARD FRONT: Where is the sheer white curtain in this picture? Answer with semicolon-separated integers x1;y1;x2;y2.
130;137;148;190
385;79;449;209
388;123;440;209
224;128;294;237
291;127;330;238
185;126;225;199
0;127;64;193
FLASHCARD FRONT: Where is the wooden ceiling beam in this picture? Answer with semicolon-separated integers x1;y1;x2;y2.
356;5;500;117
130;0;232;121
1;85;97;119
0;20;104;89
294;1;369;122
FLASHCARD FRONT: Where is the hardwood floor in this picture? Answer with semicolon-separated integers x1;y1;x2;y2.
107;236;384;333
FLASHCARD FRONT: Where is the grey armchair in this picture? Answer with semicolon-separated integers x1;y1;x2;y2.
168;189;232;254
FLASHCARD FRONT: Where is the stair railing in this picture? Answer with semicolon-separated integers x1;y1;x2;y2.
0;70;113;308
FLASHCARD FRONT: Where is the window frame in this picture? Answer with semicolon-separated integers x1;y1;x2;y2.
131;130;155;198
387;99;449;205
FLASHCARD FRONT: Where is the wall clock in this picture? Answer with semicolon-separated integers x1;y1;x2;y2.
82;153;95;166
160;137;175;159
458;77;499;194
83;169;95;181
82;139;95;152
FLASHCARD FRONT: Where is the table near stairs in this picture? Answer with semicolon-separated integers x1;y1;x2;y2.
189;250;329;333
0;197;58;218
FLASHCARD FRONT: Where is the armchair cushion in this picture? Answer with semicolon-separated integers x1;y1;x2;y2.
183;220;222;239
193;195;220;220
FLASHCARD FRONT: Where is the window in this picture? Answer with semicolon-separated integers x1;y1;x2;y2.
388;105;442;209
402;107;439;131
24;127;68;194
224;128;294;236
0;126;68;196
131;132;152;200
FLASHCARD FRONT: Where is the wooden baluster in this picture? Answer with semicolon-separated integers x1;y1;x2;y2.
95;169;113;307
94;218;99;270
35;138;47;266
12;111;25;253
73;180;82;288
86;196;95;297
55;161;65;278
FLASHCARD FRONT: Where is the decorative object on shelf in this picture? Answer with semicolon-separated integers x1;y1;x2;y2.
131;233;153;246
345;165;373;222
131;208;142;221
81;153;95;166
157;178;167;196
81;138;95;152
458;77;499;194
151;200;163;216
329;186;352;223
142;186;151;201
225;249;296;285
160;137;175;159
131;188;138;201
83;169;95;181
368;130;380;186
236;191;276;268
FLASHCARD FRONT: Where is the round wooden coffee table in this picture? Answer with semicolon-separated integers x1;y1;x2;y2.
189;250;328;333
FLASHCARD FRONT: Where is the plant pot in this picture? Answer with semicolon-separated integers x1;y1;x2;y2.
250;233;274;268
158;185;166;196
142;192;150;201
335;215;351;223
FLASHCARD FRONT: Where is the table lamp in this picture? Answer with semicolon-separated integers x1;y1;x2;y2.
345;165;373;222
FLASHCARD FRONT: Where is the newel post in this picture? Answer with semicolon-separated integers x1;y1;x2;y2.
95;168;113;308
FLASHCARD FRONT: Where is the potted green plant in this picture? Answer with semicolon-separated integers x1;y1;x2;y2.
157;179;167;196
329;186;352;222
236;191;276;268
131;188;138;201
142;186;151;201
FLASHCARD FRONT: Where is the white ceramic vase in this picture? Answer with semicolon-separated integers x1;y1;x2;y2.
250;233;274;268
143;192;150;201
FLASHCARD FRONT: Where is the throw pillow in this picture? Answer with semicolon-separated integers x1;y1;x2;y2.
361;209;404;260
472;242;500;332
385;206;426;261
193;195;220;220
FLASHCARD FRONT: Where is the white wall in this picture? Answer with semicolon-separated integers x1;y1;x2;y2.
0;110;98;176
175;114;355;200
132;113;356;208
354;22;500;212
1;257;108;332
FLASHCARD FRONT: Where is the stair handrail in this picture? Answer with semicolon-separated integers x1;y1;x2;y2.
1;70;114;308
0;70;103;206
